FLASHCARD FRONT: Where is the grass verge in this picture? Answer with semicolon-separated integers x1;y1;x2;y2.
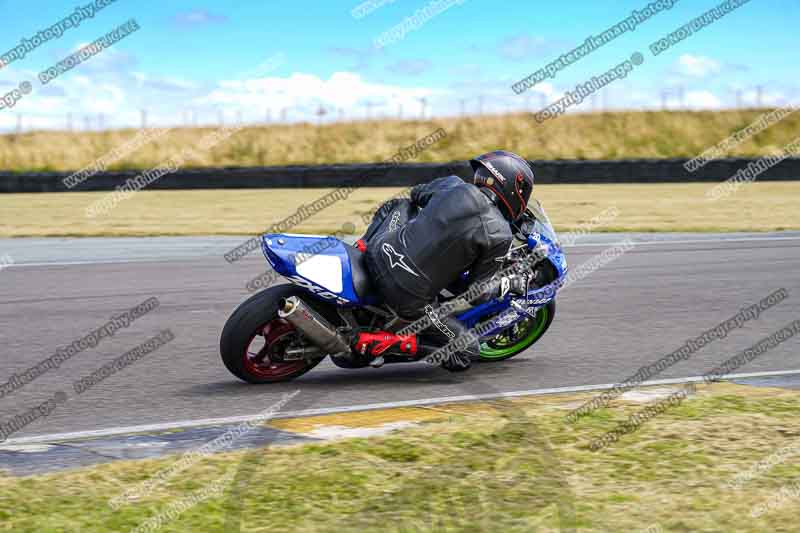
2;382;800;531
0;182;797;237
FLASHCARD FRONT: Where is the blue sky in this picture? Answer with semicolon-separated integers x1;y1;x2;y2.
0;0;797;130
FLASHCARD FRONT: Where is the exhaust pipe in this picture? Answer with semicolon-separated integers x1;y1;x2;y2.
278;296;351;355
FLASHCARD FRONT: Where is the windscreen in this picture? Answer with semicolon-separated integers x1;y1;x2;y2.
527;199;559;246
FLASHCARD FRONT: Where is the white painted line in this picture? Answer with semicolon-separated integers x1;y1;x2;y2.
3;235;799;268
567;235;800;247
302;421;418;440
2;257;235;268
6;368;800;446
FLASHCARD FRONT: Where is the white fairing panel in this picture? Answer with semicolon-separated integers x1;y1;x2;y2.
295;255;343;293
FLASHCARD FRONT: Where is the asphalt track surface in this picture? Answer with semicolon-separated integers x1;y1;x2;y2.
1;232;799;441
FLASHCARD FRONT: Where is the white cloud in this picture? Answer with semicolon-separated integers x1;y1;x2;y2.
197;71;440;119
0;63;198;131
676;54;721;78
685;90;722;108
532;82;555;97
172;9;228;27
0;64;448;132
737;87;789;107
581;85;723;111
2;55;763;133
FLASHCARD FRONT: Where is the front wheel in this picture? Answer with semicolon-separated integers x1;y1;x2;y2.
478;300;556;362
220;285;324;383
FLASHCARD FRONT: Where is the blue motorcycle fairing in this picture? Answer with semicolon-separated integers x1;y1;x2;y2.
528;231;567;279
456;277;564;337
259;222;567;337
455;231;567;338
260;233;362;306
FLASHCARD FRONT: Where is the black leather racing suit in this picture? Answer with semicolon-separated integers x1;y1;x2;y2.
364;176;514;319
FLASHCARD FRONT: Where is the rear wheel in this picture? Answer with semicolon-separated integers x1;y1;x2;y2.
478;300;555;361
220;285;325;383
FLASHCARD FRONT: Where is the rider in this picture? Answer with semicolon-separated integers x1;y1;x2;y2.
361;150;535;371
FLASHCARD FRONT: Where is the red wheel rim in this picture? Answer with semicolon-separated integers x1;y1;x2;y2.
242;319;309;379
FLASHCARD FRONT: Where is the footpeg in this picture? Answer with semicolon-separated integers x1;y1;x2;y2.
369;356;385;368
354;331;418;360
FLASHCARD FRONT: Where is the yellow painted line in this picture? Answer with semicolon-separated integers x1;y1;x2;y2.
6;377;793;446
269;382;782;435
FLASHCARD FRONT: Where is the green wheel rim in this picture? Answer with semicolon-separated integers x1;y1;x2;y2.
479;306;550;359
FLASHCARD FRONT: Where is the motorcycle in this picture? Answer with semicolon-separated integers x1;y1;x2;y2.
220;199;567;383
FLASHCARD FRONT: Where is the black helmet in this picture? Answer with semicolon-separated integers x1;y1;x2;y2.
470;150;534;222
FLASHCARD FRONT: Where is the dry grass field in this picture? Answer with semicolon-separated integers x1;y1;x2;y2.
2;109;797;237
0;182;796;237
1;109;799;172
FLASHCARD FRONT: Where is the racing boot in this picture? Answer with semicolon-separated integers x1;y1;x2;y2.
420;315;478;372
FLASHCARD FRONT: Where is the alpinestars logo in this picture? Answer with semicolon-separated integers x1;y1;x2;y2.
382;243;419;277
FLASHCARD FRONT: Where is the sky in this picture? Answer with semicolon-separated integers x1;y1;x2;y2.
0;0;797;131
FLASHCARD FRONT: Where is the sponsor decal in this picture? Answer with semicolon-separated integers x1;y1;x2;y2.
388;211;401;232
494;311;519;327
286;275;351;305
483;161;506;184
